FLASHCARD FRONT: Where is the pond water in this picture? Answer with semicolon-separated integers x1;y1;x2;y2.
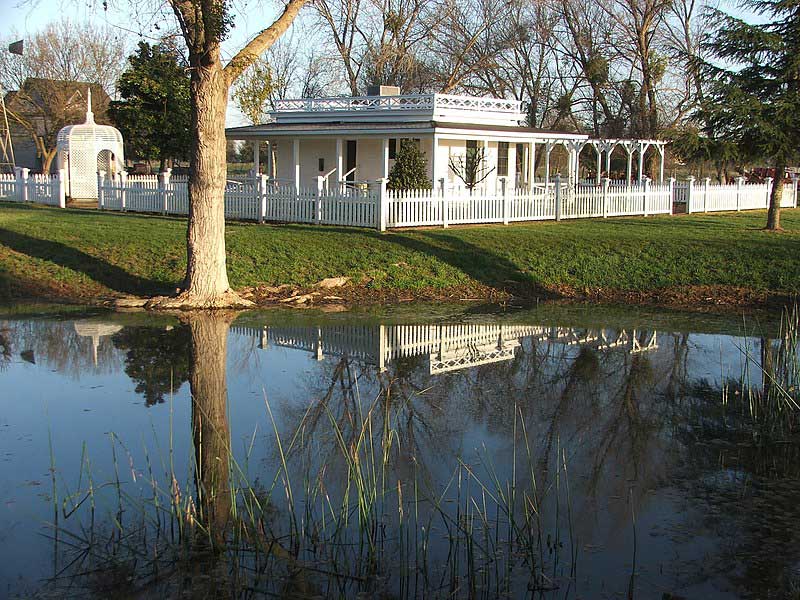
0;303;798;599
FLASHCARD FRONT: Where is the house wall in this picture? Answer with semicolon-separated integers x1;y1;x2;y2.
272;134;437;187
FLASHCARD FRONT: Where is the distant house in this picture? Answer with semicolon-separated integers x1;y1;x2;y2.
226;85;667;191
4;79;110;173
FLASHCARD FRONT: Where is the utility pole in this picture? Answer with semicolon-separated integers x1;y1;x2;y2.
0;40;23;174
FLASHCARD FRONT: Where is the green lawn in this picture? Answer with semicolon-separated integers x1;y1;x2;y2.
0;202;798;303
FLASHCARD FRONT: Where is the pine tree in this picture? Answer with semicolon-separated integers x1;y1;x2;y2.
387;139;432;190
701;0;800;230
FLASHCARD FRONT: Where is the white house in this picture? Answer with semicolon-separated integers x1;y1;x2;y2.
225;85;667;192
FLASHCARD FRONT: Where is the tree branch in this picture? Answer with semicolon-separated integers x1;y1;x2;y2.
223;0;309;83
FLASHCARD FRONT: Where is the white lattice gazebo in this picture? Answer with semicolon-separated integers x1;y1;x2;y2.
57;89;124;199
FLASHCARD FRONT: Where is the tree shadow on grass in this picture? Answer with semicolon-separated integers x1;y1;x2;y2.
281;224;557;299
0;228;170;297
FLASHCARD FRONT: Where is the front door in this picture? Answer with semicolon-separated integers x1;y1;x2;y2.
346;140;357;182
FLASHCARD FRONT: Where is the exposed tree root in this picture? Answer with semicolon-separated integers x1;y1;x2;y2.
145;289;255;310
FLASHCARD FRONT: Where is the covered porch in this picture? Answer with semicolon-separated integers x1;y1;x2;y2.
225;125;668;193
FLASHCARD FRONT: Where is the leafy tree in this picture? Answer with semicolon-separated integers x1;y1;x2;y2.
700;0;800;230
233;57;274;125
387;139;431;190
110;42;191;171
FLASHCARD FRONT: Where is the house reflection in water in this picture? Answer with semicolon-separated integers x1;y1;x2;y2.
232;323;658;374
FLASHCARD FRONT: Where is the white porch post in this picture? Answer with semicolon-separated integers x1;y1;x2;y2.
626;145;633;185
431;134;440;185
544;142;552;189
382;137;390;179
336;138;343;191
507;142;517;189
605;144;612;179
637;142;645;182
658;145;665;183
483;139;490;192
293;138;300;190
528;142;536;188
266;141;274;180
252;140;260;176
594;144;602;185
522;144;529;185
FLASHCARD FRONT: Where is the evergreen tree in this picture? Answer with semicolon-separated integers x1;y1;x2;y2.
701;0;800;230
110;42;191;171
388;139;432;190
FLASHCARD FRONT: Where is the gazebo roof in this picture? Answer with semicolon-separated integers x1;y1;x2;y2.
56;89;123;146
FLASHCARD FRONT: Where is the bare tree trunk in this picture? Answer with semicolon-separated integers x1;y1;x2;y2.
766;162;784;231
183;62;235;304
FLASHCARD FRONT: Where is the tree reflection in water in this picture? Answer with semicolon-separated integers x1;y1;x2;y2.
26;311;800;599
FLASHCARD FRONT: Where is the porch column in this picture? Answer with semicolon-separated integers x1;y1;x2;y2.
293;138;300;190
507;142;517;188
605;144;612;179
626;145;633;185
528;142;536;187
252;140;260;176
266;140;273;180
431;134;440;185
483;139;490;191
594;144;602;185
658;145;665;183
336;138;343;190
637;142;645;182
544;142;553;188
382;137;390;179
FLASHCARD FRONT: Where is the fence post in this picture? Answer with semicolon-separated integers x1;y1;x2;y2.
316;175;324;224
792;175;799;208
17;167;29;202
703;177;711;212
765;177;773;209
441;178;449;229
158;169;171;214
119;171;127;212
668;177;675;215
554;173;562;221
259;174;268;222
602;177;610;218
686;176;695;213
735;176;744;211
97;171;106;210
501;177;509;225
378;177;388;232
643;176;650;217
57;168;67;208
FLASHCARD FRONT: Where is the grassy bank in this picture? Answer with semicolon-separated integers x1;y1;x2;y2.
1;201;798;307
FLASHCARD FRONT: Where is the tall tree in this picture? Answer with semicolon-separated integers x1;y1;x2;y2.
147;0;308;308
701;0;800;231
110;41;191;171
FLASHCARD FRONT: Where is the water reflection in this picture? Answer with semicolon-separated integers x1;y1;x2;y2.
0;307;797;599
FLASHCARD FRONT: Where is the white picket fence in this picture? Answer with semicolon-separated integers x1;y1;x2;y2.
4;167;797;232
0;168;66;207
678;177;798;213
97;174;380;227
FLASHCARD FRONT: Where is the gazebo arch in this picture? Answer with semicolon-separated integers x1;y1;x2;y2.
56;90;124;199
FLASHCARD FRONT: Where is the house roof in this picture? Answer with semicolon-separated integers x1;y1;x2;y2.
4;79;110;120
225;120;590;142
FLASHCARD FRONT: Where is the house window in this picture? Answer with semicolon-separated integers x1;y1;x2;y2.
389;138;397;159
318;158;325;172
497;142;509;177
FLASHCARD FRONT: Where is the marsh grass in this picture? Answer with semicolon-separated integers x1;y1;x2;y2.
37;379;580;599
